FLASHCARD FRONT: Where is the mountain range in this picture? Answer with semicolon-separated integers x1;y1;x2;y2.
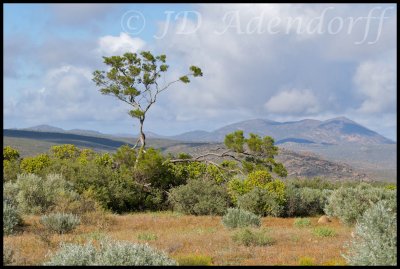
4;116;396;182
169;117;395;145
14;116;394;145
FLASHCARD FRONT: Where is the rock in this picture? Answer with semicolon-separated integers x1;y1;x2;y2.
318;215;331;224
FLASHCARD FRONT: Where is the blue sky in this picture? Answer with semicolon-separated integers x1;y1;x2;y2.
3;4;397;140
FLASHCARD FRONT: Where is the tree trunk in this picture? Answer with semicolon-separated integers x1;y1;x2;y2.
134;117;146;170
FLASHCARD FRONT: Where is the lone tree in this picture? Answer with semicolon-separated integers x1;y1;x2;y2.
93;51;202;167
167;130;288;179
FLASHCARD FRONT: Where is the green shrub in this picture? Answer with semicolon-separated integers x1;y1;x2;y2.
286;177;337;190
313;227;336;237
237;187;284;217
44;239;177;265
50;144;81;160
7;173;79;214
3;159;21;182
176;254;213;265
343;199;397;265
298;256;315;265
40;212;80;234
20;153;51;175
3;146;20;161
137;232;158;241
3;198;23;235
232;228;275;246
324;184;396;225
283;186;332;217
294;218;311;228
168;178;230;215
222;208;261;228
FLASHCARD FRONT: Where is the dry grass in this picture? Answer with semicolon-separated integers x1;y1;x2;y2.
3;212;351;265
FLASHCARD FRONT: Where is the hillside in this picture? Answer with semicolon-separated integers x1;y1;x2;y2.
171;117;394;145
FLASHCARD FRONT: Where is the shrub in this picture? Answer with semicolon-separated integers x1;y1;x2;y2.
283;186;332;217
168;178;230;215
294;218;311;228
313;227;336;237
3;146;20;161
176;254;213;265
324;184;396;225
3;198;23;235
40;212;80;234
20;153;51;175
9;173;79;214
44;239;177;265
343;200;397;265
3;246;15;265
3;159;21;182
50;144;81;160
222;208;261;228
298;256;315;265
232;228;275;246
237;187;283;217
137;232;158;241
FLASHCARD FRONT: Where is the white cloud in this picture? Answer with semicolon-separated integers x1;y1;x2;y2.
264;88;319;114
96;32;145;56
5;65;131;125
353;57;396;113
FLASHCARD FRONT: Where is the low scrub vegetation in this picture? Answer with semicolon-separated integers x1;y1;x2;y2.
3;142;397;266
44;238;177;266
222;208;261;229
324;183;396;225
231;228;275;246
40;212;80;234
175;254;213;265
293;218;311;228
313;227;336;237
343;199;397;265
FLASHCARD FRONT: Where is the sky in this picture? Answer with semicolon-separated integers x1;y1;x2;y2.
3;4;397;140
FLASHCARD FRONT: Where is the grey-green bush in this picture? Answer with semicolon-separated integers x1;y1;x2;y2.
324;183;396;225
168;178;230;215
44;239;177;265
232;228;275;246
343;199;397;266
40;213;80;234
237;187;283;217
3;246;14;265
6;173;79;214
3;198;22;235
222;208;261;228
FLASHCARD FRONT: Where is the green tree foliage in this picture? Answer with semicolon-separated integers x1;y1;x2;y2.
223;131;287;176
92;51;202;167
51;144;81;160
237;187;284;217
3;146;20;161
20;153;51;175
227;170;286;207
283;185;332;217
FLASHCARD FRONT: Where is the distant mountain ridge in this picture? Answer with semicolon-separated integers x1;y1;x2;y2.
15;116;394;146
171;117;394;145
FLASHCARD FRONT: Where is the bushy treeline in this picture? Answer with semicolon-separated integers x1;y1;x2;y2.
3;144;395;219
3;143;397;265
